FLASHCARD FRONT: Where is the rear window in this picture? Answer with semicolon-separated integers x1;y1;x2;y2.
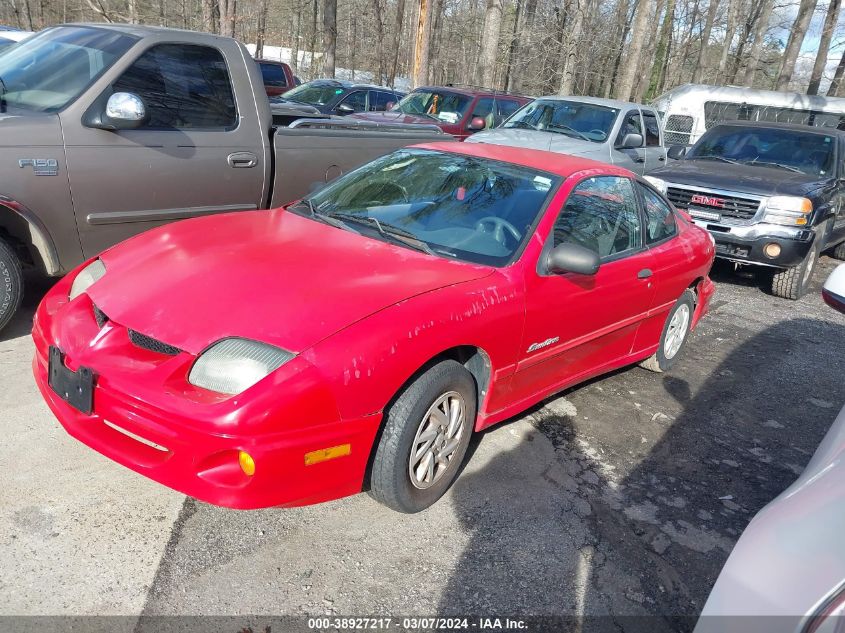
259;62;287;88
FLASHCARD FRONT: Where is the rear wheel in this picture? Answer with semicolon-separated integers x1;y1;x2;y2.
771;235;821;300
369;360;476;513
0;238;23;333
640;289;695;373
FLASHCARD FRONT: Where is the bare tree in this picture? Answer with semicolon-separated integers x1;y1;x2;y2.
255;0;268;58
322;0;337;76
558;0;585;94
808;0;841;94
478;0;504;88
742;0;773;85
615;0;652;100
412;0;432;87
829;48;845;96
692;0;719;82
388;0;406;86
776;0;818;90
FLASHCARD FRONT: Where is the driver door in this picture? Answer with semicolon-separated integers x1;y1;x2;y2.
509;175;657;402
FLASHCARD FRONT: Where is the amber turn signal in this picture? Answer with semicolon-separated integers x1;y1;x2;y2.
238;450;256;476
304;444;351;466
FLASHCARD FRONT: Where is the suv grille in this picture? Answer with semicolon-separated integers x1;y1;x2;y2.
666;186;762;221
127;330;182;356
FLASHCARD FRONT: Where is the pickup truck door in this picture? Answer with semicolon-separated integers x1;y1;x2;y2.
60;41;267;257
641;109;667;173
611;109;646;175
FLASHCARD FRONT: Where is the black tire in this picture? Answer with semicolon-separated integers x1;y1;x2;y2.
640;289;695;374
831;241;845;261
369;360;477;513
771;234;822;300
0;238;23;333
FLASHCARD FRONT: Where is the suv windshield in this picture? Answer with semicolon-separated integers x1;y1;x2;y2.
0;26;136;112
282;82;342;106
688;126;836;177
502;99;619;142
393;90;471;124
295;149;559;266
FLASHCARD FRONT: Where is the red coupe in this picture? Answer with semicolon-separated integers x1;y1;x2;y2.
32;143;715;513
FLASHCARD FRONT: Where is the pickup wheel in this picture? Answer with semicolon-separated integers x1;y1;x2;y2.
369;360;476;513
831;241;845;261
771;235;822;300
640;289;695;373
0;238;23;333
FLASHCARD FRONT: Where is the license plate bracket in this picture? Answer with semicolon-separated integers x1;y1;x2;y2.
48;346;95;414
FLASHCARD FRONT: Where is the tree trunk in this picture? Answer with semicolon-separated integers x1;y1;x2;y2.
503;0;523;91
558;0;585;94
808;0;841;94
646;0;675;98
388;0;406;87
127;0;138;23
692;0;719;82
776;0;817;90
370;0;387;84
201;0;216;33
742;0;773;86
412;0;432;88
717;0;738;75
829;48;845;96
615;0;651;100
291;4;302;73
309;0;319;78
427;0;445;84
478;0;504;89
605;0;633;97
255;0;268;58
322;0;337;77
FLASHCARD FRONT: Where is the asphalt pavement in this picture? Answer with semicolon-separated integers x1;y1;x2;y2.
2;258;844;632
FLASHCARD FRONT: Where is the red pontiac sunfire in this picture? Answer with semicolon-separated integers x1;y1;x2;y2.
33;143;715;513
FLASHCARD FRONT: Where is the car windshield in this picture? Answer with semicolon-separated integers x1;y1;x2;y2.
393;90;472;124
0;26;136;112
502;99;619;142
688;126;836;177
295;149;559;266
282;82;343;106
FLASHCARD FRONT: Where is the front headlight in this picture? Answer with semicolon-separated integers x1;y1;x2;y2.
643;176;668;195
188;338;294;395
763;196;813;226
68;259;106;301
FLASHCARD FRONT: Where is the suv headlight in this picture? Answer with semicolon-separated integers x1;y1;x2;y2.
68;259;106;301
763;196;813;226
188;338;294;395
643;176;668;195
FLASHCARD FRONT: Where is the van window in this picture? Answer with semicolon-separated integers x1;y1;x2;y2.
704;101;845;131
664;114;693;145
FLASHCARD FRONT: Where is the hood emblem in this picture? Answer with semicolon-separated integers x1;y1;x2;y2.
527;337;559;353
19;158;58;176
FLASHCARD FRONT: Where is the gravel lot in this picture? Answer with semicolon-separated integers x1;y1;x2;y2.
2;257;844;631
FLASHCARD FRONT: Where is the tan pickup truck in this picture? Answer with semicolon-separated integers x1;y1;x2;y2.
0;23;449;331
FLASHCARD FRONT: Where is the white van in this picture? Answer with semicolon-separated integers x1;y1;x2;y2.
652;83;845;146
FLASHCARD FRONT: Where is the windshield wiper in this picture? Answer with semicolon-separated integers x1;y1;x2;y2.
326;211;436;256
548;124;591;141
692;155;740;164
743;160;804;174
288;199;356;231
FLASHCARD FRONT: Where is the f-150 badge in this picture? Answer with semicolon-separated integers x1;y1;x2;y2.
18;158;58;176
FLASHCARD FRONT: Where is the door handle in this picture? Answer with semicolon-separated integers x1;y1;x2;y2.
634;156;645;163
227;152;257;168
638;268;653;279
658;156;666;161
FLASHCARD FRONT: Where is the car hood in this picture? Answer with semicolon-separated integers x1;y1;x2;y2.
468;129;609;159
650;159;826;197
89;210;493;355
0;111;62;146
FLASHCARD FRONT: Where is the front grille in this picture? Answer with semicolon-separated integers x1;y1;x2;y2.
127;329;182;356
93;305;109;328
666;186;762;222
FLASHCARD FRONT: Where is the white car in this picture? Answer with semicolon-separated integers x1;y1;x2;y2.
0;27;32;52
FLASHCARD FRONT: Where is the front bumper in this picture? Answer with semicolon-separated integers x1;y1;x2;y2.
31;284;381;510
693;220;815;268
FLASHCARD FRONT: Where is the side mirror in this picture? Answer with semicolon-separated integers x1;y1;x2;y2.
546;243;600;276
468;116;487;131
84;92;148;130
336;103;355;114
667;145;688;160
619;132;643;149
823;263;845;313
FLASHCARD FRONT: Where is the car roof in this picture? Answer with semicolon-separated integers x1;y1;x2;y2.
709;120;845;136
533;94;650;110
300;79;404;92
411;141;634;178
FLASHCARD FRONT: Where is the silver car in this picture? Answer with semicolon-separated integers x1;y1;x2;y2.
465;96;667;175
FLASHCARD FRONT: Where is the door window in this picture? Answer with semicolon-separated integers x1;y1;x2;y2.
259;61;288;88
642;111;661;146
471;97;496;128
113;43;237;129
339;90;367;112
370;90;398;111
617;111;644;146
638;183;677;243
497;99;521;121
553;176;642;259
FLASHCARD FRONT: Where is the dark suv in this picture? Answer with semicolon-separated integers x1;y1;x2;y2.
351;85;532;140
274;79;404;116
649;122;845;299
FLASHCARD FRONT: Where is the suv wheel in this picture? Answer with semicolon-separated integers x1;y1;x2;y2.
640;289;695;373
369;360;476;513
771;235;822;300
0;238;23;333
832;241;845;261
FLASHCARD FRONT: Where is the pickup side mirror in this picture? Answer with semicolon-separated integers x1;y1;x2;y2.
546;243;601;276
468;116;487;131
619;132;643;149
335;103;355;115
84;92;148;131
667;145;688;160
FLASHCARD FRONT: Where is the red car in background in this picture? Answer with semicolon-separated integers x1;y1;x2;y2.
255;59;299;97
33;143;715;514
351;85;532;140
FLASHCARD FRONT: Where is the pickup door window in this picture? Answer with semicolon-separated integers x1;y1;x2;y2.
614;111;646;175
61;42;267;257
512;175;656;404
641;110;666;172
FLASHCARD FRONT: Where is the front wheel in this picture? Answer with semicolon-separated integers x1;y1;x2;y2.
640;289;695;373
0;238;23;333
369;360;476;513
771;236;821;300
